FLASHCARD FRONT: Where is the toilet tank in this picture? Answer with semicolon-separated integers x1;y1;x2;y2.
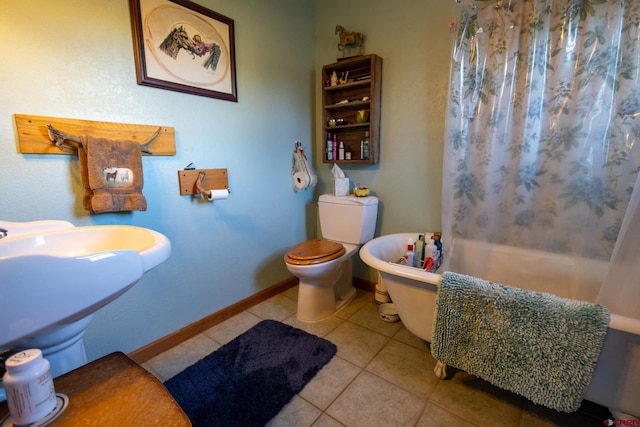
318;194;379;245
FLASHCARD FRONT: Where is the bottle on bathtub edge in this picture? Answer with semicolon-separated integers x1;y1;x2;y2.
414;234;424;268
425;238;438;260
430;232;443;270
404;238;415;267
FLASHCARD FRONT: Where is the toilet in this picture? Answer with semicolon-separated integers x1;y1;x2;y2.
284;194;379;322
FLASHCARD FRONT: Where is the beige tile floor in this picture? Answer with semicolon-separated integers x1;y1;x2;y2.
143;287;613;427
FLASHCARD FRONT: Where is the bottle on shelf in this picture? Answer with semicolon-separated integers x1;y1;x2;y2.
333;134;338;161
326;133;333;161
338;141;345;160
361;131;370;160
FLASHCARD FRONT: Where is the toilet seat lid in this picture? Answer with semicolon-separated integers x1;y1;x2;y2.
285;239;346;265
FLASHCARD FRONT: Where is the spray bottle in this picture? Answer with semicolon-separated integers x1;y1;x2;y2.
404;238;415;267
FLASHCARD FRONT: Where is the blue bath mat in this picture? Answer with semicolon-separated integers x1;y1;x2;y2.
164;320;337;427
431;271;610;413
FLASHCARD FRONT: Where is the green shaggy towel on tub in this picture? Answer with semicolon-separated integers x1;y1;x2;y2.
431;271;610;412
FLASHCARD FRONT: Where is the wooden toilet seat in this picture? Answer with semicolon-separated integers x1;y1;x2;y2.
285;239;346;265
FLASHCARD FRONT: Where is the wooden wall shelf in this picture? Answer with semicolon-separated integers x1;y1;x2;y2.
14;114;176;156
322;54;382;164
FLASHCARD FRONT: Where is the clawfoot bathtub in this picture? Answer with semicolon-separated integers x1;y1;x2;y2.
360;232;640;418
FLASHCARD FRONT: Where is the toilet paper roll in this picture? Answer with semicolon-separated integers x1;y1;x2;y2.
207;189;230;201
293;172;310;190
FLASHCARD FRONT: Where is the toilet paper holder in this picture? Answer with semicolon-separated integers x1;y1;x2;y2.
177;168;230;199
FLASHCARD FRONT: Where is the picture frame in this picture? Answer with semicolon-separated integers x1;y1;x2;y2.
129;0;237;102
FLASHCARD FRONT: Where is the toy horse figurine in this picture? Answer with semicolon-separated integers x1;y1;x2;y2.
335;25;365;58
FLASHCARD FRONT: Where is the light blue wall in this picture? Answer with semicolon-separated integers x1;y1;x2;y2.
0;0;316;360
0;0;455;361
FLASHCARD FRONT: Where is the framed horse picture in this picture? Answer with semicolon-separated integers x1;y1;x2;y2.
129;0;238;102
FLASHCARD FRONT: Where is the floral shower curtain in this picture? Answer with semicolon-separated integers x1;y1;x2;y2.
442;0;640;266
597;168;640;318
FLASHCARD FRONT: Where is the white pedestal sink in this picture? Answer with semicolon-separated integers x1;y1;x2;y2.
0;220;171;378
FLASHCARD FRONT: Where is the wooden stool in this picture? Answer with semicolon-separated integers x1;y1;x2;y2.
1;352;190;426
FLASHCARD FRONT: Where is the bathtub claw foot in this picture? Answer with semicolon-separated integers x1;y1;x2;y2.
434;361;448;379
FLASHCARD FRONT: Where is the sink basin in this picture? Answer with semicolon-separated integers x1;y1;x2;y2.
0;223;170;273
0;220;171;377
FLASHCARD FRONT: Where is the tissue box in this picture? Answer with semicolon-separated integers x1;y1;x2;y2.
334;178;350;196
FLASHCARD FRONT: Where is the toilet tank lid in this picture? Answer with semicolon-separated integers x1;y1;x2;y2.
319;194;378;206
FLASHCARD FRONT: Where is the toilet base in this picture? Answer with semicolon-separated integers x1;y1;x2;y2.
287;247;359;323
297;285;356;323
335;286;357;314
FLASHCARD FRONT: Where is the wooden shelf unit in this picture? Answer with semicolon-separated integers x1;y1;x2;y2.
322;54;382;164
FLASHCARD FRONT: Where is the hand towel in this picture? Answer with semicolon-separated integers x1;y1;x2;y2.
78;136;146;213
